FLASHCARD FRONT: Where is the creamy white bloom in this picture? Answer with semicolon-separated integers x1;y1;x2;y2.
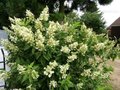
26;10;34;19
0;70;8;80
101;72;111;79
47;38;59;47
48;21;57;32
81;23;87;30
86;28;92;37
39;6;49;21
35;19;43;30
49;80;57;88
35;40;45;51
65;35;73;43
56;21;63;31
44;65;54;78
78;43;88;55
59;64;69;78
9;35;18;43
68;54;77;62
2;40;19;52
13;17;22;25
31;70;39;80
26;84;36;90
61;46;70;54
81;69;91;77
91;71;101;80
17;64;25;74
62;22;69;32
44;61;58;78
12;25;34;45
88;58;94;65
69;42;78;50
76;83;83;89
35;30;45;43
35;30;45;50
9;17;15;23
46;21;58;37
94;43;105;51
49;61;58;69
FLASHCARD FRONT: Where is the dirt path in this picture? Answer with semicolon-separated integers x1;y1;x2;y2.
110;60;120;90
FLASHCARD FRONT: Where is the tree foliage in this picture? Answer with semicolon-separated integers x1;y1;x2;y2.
80;11;106;34
0;0;113;28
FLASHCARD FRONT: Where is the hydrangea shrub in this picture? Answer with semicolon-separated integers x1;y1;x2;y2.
1;7;120;90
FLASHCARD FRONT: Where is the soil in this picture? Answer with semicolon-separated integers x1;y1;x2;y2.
110;60;120;90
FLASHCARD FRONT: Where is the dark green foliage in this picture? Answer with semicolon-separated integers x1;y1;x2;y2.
0;0;45;29
0;0;113;28
0;1;10;29
98;0;113;5
80;12;106;34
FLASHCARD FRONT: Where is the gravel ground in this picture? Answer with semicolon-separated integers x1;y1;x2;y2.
110;60;120;90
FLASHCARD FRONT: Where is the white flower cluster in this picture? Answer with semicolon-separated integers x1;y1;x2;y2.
91;71;101;80
9;35;18;43
47;21;58;37
81;24;93;37
2;40;19;53
65;35;73;43
26;84;36;90
81;68;110;80
0;70;8;80
47;37;59;47
85;28;93;37
59;63;69;79
56;22;63;31
35;19;43;30
12;25;34;45
100;72;111;79
67;54;77;62
31;70;39;80
94;43;105;51
81;23;87;30
17;64;26;74
76;83;83;89
35;30;45;51
88;58;95;65
17;64;39;80
62;22;69;32
26;10;34;19
78;43;88;55
39;6;49;21
69;42;78;50
49;80;57;88
61;46;70;54
9;17;22;25
44;61;58;78
81;69;91;77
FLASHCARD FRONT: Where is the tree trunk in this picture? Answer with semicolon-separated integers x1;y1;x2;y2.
59;0;65;13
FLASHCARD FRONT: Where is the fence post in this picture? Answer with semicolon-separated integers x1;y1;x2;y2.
1;48;6;88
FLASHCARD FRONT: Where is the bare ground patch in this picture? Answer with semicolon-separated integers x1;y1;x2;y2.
110;60;120;90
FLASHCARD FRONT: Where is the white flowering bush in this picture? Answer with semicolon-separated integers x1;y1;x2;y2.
1;7;120;90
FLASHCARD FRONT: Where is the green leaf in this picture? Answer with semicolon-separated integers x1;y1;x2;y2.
64;85;68;90
35;52;41;59
32;48;35;54
24;44;30;50
21;74;28;83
